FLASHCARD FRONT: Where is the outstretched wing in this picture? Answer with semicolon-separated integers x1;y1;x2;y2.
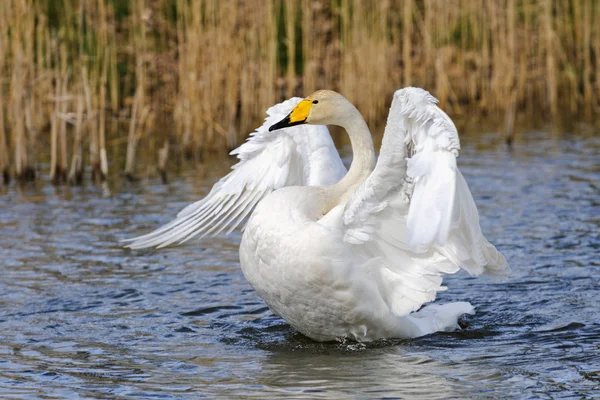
342;87;508;316
124;97;346;249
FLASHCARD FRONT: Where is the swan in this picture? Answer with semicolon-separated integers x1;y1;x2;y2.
124;88;509;342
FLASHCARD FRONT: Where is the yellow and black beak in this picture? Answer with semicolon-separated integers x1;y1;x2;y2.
269;100;313;132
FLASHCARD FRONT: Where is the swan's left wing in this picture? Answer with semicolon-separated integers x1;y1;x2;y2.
124;97;346;249
342;87;509;317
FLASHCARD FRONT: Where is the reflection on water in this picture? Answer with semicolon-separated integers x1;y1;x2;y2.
0;128;599;398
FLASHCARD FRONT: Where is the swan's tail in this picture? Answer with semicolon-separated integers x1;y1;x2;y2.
406;302;474;337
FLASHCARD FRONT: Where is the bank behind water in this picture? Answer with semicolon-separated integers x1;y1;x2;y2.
0;0;599;183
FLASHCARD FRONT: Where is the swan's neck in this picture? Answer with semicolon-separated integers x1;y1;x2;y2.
328;110;376;205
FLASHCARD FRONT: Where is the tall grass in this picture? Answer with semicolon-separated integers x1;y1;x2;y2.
0;0;598;183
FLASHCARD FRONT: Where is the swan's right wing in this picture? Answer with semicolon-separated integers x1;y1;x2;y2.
342;87;508;317
124;98;346;249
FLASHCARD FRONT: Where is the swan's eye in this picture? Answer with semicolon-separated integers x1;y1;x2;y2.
312;100;318;104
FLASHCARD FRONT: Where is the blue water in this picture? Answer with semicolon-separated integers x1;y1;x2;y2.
0;128;598;398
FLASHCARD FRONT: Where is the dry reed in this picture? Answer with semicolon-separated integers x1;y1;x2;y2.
0;0;598;183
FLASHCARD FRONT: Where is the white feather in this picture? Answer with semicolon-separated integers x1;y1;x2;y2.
342;87;509;317
125;87;508;342
123;98;346;249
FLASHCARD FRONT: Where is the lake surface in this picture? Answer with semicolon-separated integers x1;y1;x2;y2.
0;127;599;399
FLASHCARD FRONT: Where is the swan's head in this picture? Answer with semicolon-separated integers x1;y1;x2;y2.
269;90;354;131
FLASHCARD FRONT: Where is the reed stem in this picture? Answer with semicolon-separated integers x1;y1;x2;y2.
0;0;597;184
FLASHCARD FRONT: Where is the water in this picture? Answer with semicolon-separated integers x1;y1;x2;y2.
1;128;599;399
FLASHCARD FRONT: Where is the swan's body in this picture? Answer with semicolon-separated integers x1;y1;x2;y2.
125;88;509;342
240;186;475;341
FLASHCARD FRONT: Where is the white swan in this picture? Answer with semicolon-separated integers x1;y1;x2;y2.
124;88;509;342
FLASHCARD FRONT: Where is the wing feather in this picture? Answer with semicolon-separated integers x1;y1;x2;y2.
124;98;346;249
342;87;509;317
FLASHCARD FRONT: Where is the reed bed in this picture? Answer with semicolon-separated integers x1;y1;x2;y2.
0;0;598;183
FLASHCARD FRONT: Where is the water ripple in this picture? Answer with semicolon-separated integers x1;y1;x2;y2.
0;131;599;398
